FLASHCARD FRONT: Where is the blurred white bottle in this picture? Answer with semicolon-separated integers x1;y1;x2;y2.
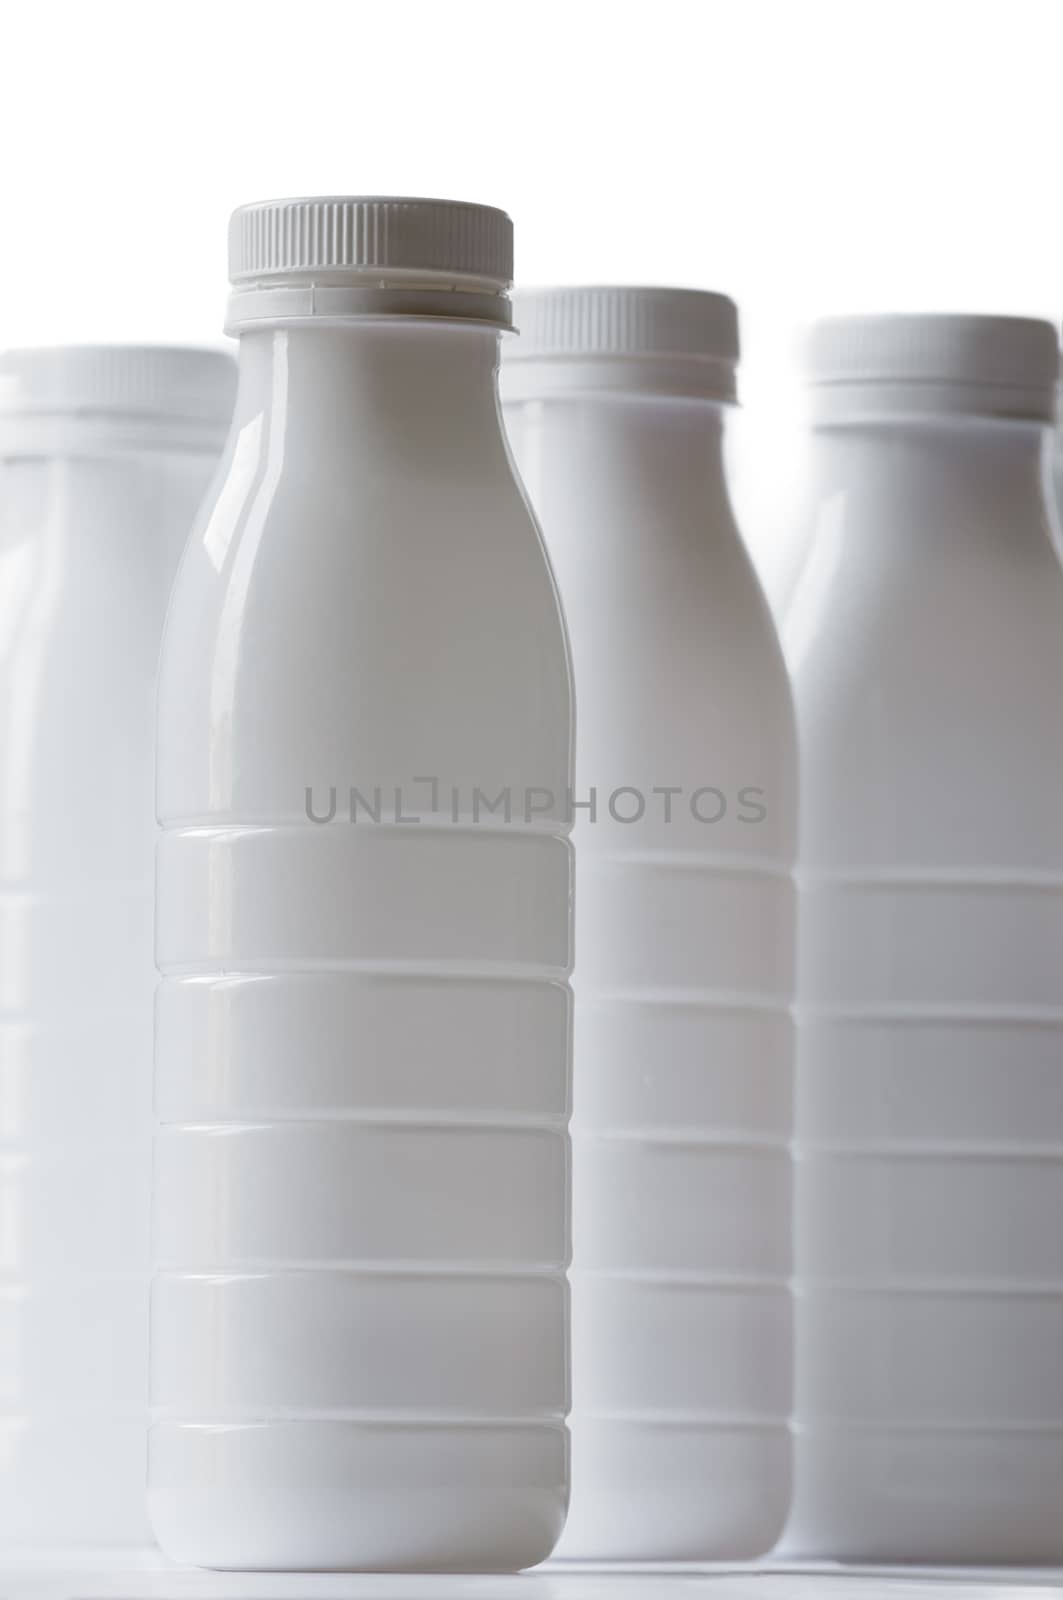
1052;363;1063;556
149;197;574;1572
0;346;234;1546
503;287;796;1560
783;314;1063;1563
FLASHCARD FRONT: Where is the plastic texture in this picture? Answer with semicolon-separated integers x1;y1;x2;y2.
783;313;1063;1563
149;214;574;1572
0;343;235;1545
503;287;796;1561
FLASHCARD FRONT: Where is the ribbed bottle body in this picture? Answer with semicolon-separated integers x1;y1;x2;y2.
0;442;223;1543
785;417;1063;1562
505;391;795;1560
149;323;574;1571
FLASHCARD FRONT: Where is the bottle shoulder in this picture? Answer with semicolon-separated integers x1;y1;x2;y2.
157;449;574;821
164;440;569;659
787;504;1063;863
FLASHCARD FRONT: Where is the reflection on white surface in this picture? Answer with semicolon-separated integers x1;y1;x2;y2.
1;1552;1063;1600
0;1552;742;1600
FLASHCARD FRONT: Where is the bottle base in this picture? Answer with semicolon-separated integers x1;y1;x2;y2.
148;1418;568;1571
553;1419;791;1562
782;1423;1063;1565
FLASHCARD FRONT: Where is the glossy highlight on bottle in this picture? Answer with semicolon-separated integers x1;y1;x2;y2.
147;199;574;1572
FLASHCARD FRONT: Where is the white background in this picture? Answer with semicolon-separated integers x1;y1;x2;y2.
1;10;1062;1590
3;0;1062;590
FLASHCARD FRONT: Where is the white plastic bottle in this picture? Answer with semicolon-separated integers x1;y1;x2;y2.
1052;371;1063;556
503;287;796;1560
149;198;574;1572
783;314;1063;1563
0;346;234;1546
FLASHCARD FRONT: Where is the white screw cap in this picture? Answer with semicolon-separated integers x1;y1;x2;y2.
506;286;739;403
0;345;236;425
803;314;1059;421
229;196;513;287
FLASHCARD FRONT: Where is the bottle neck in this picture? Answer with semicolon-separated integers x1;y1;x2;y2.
230;320;507;465
805;413;1053;550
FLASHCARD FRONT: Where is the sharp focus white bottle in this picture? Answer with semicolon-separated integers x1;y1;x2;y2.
783;314;1063;1563
0;346;234;1546
149;198;574;1572
503;288;796;1560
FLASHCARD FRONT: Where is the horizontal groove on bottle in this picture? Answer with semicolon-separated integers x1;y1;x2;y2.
159;815;573;840
578;1411;791;1430
153;1258;568;1279
150;1406;565;1425
161;968;569;988
798;1275;1063;1297
572;1267;791;1289
591;849;792;879
793;1417;1063;1437
156;1122;567;1142
161;1110;568;1134
576;1129;789;1153
797;1141;1063;1161
154;1415;568;1435
584;986;791;1012
157;1262;567;1283
798;1002;1063;1024
800;865;1063;890
159;957;573;982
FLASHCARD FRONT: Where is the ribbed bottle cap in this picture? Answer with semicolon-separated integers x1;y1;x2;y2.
0;345;236;426
227;196;513;331
505;286;739;402
803;314;1058;422
230;196;512;285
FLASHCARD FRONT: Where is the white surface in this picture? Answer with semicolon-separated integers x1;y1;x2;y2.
782;317;1063;1561
3;1552;1063;1600
504;291;795;1560
2;1;1061;359
150;274;574;1569
0;350;233;1545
